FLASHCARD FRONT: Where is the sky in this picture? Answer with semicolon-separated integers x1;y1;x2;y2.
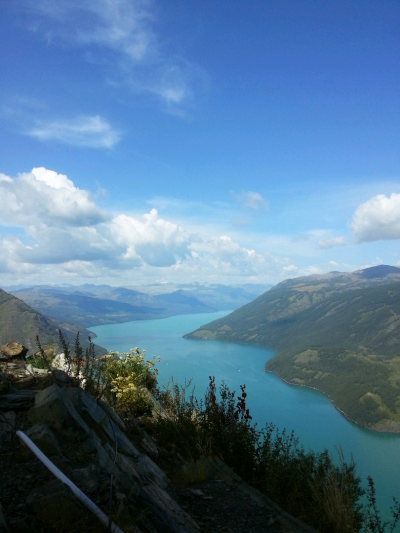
0;0;399;287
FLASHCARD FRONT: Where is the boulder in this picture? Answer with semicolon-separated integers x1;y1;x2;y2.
70;464;100;493
25;423;62;457
0;342;27;360
51;368;74;385
64;387;138;457
0;391;35;411
27;384;90;437
79;429;116;473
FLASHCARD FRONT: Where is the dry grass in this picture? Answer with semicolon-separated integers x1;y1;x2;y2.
311;447;359;533
176;457;214;486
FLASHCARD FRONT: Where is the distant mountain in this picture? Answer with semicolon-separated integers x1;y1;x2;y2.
11;282;269;328
0;289;106;356
185;266;400;432
11;288;166;328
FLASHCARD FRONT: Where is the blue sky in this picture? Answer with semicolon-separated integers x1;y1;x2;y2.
0;0;399;286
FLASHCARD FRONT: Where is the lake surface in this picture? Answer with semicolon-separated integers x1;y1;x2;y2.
90;311;400;521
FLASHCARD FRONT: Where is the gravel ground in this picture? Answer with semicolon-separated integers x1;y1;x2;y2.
167;477;283;533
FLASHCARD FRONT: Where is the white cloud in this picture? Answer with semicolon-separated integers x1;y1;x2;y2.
233;191;268;210
281;264;297;276
352;193;400;242
0;168;107;228
108;209;190;267
26;0;202;112
318;236;346;249
27;115;121;148
0;167;293;284
34;0;155;63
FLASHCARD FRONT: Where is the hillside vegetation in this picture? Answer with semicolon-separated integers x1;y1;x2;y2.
185;266;400;431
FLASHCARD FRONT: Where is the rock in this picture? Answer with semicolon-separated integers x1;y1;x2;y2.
70;464;100;493
98;400;126;431
0;372;15;395
135;452;168;488
79;429;117;473
25;423;62;457
141;435;159;458
0;391;35;411
27;384;90;437
26;479;84;525
51;352;68;370
147;389;172;420
51;368;73;385
0;342;27;360
64;387;138;456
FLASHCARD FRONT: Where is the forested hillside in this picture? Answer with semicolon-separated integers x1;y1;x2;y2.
185;266;400;431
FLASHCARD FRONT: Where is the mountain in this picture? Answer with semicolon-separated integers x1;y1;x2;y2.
10;288;166;328
11;282;270;327
185;266;400;432
0;289;106;356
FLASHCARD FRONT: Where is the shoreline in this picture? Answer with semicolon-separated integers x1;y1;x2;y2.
265;369;400;434
185;334;400;435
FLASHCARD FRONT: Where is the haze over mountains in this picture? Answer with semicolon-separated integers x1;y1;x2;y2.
185;265;400;432
0;288;102;356
9;283;271;328
0;282;270;356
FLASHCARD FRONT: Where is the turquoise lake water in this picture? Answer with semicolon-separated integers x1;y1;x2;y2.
90;311;400;521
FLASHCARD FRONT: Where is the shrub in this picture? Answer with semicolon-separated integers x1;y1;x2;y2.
149;376;400;533
37;333;400;533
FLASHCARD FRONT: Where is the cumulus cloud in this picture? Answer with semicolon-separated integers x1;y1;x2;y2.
351;193;400;242
0;168;192;273
0;167;293;284
108;209;190;267
27;115;121;148
318;236;346;249
0;167;107;228
233;191;268;210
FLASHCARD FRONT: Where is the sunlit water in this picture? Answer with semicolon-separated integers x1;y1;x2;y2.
90;311;400;521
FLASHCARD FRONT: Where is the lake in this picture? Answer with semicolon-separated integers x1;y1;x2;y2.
90;310;400;521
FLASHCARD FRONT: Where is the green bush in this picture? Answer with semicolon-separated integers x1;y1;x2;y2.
149;376;400;533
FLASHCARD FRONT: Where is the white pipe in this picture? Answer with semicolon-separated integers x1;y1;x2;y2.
16;430;124;533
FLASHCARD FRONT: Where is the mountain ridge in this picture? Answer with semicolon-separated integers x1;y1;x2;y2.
0;288;106;356
184;265;400;431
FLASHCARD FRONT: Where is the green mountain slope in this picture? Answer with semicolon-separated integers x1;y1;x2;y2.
0;289;106;355
185;266;400;431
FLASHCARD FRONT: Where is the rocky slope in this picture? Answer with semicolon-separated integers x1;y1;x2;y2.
0;366;316;533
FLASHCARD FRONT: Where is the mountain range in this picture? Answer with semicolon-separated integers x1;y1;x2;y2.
0;288;105;356
10;282;271;328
